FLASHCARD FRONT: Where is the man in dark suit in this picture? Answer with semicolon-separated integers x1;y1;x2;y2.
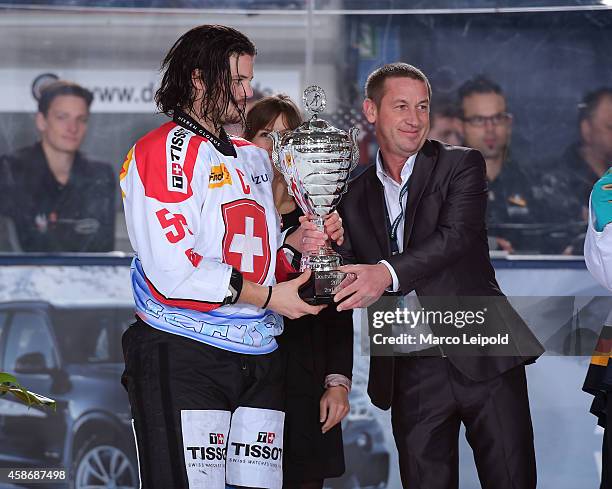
333;63;544;489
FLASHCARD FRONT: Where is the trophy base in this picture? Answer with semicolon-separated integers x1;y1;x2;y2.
290;270;346;305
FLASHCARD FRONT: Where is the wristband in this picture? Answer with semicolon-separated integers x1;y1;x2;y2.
324;374;352;393
223;268;243;305
262;286;273;309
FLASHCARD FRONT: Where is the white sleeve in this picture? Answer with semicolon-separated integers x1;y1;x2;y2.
120;137;231;309
584;193;612;292
379;259;400;292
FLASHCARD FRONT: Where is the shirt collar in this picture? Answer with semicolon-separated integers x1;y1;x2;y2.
173;109;237;158
375;150;418;186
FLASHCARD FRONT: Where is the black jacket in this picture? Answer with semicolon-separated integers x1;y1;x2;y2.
338;140;544;410
0;142;115;252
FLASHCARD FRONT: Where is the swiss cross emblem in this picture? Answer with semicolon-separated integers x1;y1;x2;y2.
171;163;182;176
222;199;271;284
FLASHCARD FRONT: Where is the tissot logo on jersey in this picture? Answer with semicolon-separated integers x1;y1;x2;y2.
230;442;282;460
257;432;276;444
209;433;225;445
209;163;233;188
166;126;192;193
186;446;227;461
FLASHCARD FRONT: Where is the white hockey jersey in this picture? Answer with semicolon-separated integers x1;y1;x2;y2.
585;195;612;292
120;117;296;354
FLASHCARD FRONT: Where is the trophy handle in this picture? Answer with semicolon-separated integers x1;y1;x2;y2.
267;131;283;173
349;126;360;171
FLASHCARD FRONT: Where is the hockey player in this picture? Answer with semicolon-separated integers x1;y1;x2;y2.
119;25;342;489
583;168;612;489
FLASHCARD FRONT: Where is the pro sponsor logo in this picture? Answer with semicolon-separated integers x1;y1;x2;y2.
166;126;191;193
209;163;233;188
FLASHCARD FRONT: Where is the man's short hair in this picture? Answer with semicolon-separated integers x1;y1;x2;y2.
38;81;93;116
578;87;612;123
365;63;432;106
458;75;504;104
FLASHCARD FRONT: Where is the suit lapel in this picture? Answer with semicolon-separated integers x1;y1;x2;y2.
403;140;439;246
364;169;392;257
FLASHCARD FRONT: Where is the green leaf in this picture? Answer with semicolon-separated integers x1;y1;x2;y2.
0;372;56;410
0;373;19;385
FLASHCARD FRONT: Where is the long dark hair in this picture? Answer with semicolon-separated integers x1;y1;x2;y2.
155;24;256;129
244;94;302;141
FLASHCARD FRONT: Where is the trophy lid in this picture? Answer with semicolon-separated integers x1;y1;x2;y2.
277;86;353;150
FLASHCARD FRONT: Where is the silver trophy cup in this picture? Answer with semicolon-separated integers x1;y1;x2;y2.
269;86;359;304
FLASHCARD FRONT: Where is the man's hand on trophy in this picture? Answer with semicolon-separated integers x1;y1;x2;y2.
333;264;392;311
269;269;326;319
285;217;326;254
285;212;345;254
319;211;344;246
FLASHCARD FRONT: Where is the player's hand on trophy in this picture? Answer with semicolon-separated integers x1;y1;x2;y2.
320;386;350;434
270;269;326;318
333;263;392;311
286;211;345;254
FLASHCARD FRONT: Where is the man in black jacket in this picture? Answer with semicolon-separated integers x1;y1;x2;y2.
334;63;544;489
0;80;115;252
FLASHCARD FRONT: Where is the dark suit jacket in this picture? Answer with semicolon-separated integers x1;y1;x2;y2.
338;140;544;410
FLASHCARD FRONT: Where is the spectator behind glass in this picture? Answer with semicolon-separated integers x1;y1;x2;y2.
459;75;542;254
540;88;612;254
0;80;115;252
428;96;464;146
244;94;353;489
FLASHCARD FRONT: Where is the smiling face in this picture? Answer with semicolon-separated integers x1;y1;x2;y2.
36;94;89;155
363;76;430;162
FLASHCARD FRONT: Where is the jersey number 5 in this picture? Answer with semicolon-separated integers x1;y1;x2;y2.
156;208;192;243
